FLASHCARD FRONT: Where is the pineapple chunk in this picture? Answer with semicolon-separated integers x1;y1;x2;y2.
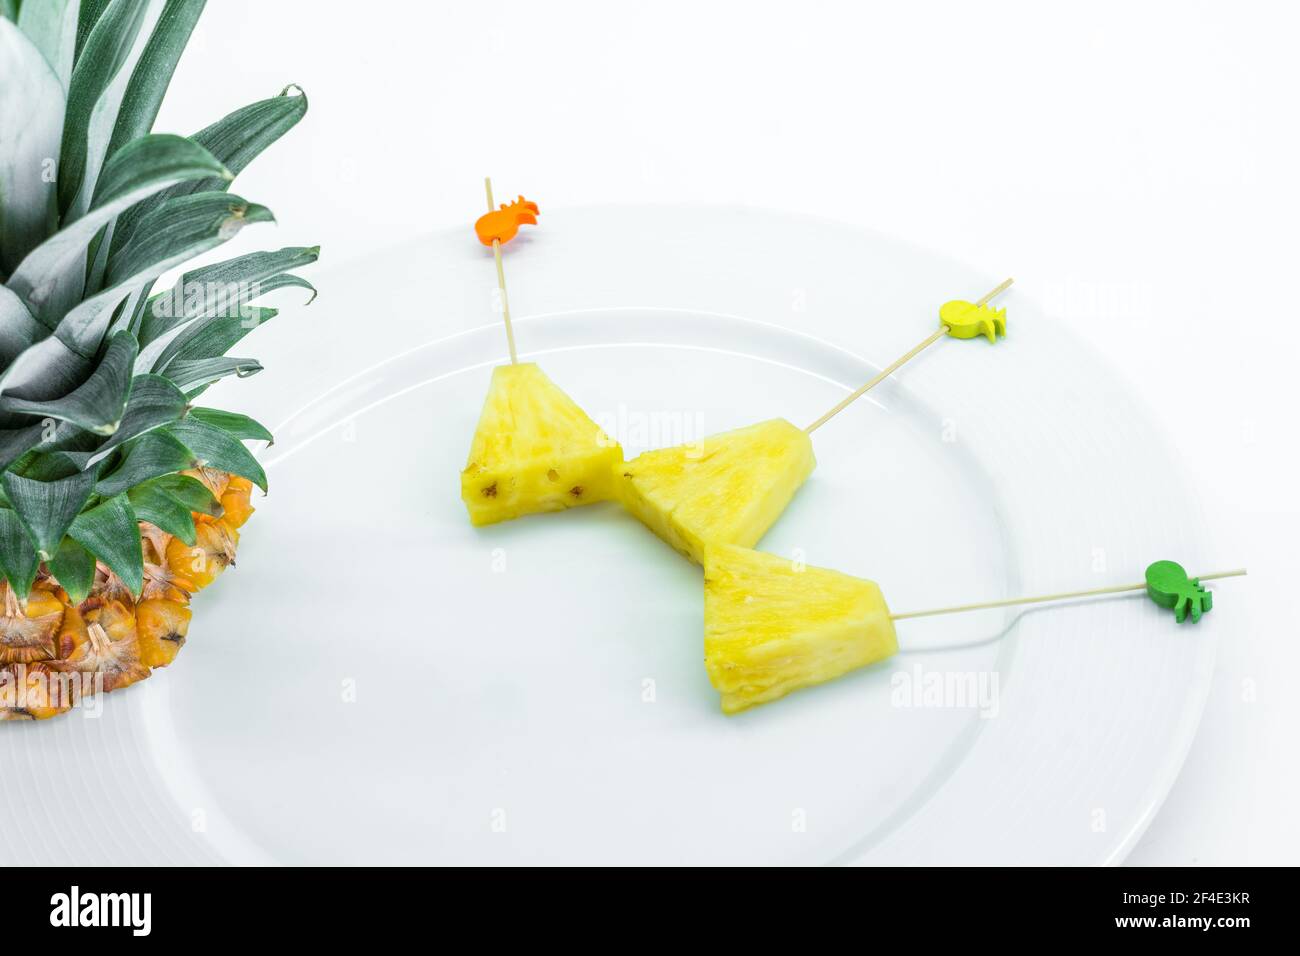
461;363;622;526
616;418;814;565
704;544;897;713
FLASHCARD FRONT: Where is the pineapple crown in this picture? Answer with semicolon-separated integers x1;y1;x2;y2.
0;1;317;605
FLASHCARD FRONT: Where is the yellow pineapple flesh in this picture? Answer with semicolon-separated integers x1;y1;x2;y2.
461;363;622;526
703;544;897;713
617;418;815;565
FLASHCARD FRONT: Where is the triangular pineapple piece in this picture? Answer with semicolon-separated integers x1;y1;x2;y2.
461;363;622;526
616;418;814;564
704;544;897;713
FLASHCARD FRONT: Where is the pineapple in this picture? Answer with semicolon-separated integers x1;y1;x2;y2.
617;418;815;565
0;3;315;718
703;544;897;713
462;363;622;525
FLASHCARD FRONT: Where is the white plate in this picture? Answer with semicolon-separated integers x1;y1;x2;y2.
0;206;1220;865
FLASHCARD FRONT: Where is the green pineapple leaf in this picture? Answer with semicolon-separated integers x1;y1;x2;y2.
0;18;64;275
57;192;271;357
0;334;89;406
93;133;231;210
127;475;197;545
85;373;189;463
0;507;40;598
186;408;272;442
7;133;230;327
104;1;206;162
108;193;274;288
68;492;142;595
75;1;113;63
0;286;46;368
144;472;220;516
193;84;309;183
245;272;316;305
166;418;266;491
12;449;92;483
0;419;97;475
0;424;46;473
95;429;195;497
139;243;316;345
20;373;186;479
0;328;136;433
182;247;319;294
151;306;277;375
111;85;307;255
166;356;263;393
48;536;97;604
16;0;79;91
58;0;163;219
1;469;97;561
78;0;209;296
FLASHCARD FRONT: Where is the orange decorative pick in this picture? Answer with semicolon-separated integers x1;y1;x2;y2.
475;196;540;246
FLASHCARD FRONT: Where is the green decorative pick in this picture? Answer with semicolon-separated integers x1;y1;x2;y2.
891;561;1245;622
1145;560;1212;623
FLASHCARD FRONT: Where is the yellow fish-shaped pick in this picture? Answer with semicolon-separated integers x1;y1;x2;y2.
939;299;1007;343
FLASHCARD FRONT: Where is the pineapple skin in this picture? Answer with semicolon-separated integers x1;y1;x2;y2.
703;544;897;713
0;471;246;720
461;364;623;526
617;419;815;565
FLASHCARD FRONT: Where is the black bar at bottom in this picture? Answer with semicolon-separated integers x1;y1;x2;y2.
9;865;1283;940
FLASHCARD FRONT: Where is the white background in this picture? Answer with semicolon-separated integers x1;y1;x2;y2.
159;0;1298;865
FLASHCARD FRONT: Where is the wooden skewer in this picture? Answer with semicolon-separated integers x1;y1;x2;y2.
804;277;1014;434
484;176;518;364
973;276;1014;308
889;568;1247;621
